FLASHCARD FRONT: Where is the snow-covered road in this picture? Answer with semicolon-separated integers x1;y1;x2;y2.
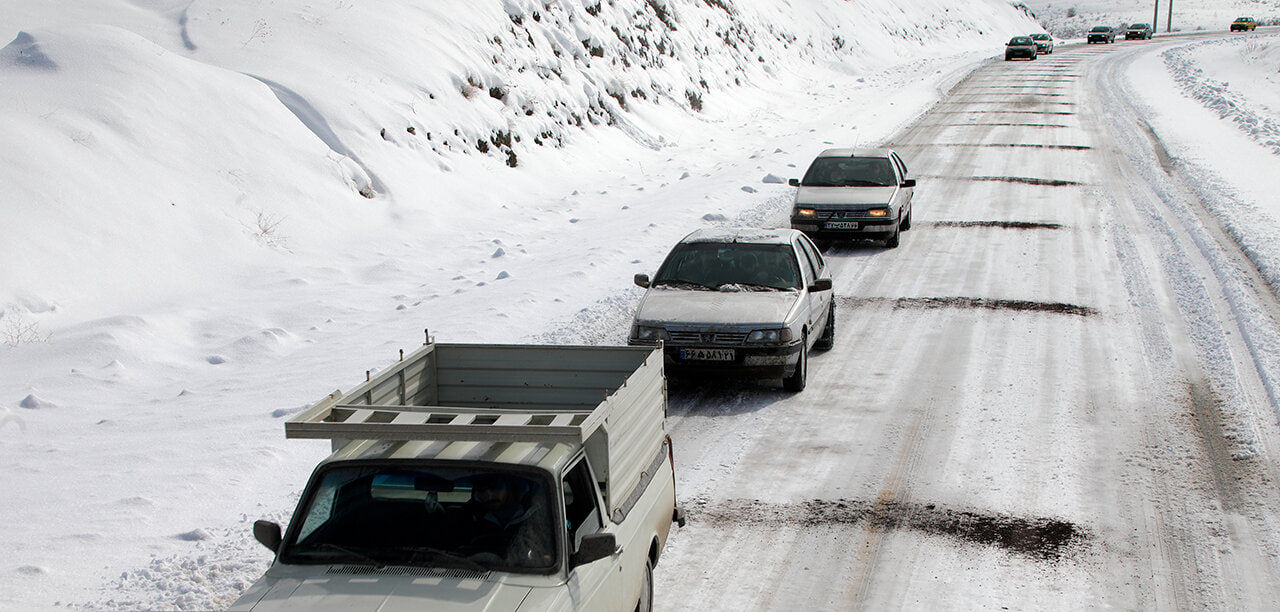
654;38;1280;609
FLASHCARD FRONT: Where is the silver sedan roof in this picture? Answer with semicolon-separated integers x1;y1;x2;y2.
679;227;801;245
814;147;896;159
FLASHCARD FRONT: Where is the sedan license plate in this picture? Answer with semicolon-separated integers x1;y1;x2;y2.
679;348;736;361
825;221;860;230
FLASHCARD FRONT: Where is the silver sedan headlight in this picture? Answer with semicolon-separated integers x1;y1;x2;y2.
630;325;665;343
747;329;792;344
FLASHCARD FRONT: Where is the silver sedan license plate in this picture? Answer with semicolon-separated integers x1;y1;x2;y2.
680;348;735;361
825;221;859;230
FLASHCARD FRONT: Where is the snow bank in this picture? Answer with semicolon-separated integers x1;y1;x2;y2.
1;0;1036;323
0;25;372;319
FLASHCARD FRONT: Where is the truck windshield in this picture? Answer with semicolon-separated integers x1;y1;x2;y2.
654;242;801;291
279;464;557;573
801;156;896;187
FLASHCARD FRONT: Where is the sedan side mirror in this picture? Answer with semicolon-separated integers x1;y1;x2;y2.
254;520;282;553
902;178;916;187
808;278;833;292
570;533;617;568
788;178;800;187
634;274;651;288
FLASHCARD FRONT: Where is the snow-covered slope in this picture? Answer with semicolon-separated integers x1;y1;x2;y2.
1;1;1042;609
1;0;1037;320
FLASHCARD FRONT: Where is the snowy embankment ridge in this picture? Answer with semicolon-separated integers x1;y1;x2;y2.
1127;33;1280;294
0;0;1040;609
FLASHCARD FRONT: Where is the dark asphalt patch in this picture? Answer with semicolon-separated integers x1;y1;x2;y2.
930;220;1064;230
935;123;1070;128
837;296;1098;317
974;175;1080;185
966;92;1068;97
965;87;1069;91
690;497;1088;562
897;143;1091;151
919;175;1082;186
933;110;1076;115
940;101;1076;107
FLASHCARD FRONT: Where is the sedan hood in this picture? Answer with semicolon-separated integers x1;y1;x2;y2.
636;288;800;326
237;573;532;612
794;185;897;206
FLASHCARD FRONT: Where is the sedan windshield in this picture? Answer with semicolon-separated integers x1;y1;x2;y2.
801;156;896;187
1009;37;1033;45
654;242;801;291
1031;34;1050;40
1091;26;1111;32
280;465;556;573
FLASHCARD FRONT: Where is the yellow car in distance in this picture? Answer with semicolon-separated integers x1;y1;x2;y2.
1231;17;1258;32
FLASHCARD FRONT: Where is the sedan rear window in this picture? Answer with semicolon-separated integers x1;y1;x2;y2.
654;243;801;291
801;156;896;187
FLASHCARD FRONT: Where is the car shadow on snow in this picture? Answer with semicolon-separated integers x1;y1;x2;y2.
666;369;831;417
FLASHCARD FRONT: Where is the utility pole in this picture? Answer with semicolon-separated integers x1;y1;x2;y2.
1167;0;1174;33
1153;0;1160;33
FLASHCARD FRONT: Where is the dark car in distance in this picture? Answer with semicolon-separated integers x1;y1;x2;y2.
1005;36;1039;60
1087;26;1116;43
1030;33;1054;54
1126;23;1153;39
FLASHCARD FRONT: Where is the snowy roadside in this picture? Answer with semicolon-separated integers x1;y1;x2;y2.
1126;33;1280;298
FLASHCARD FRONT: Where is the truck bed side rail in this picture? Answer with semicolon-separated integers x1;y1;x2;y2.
285;404;602;444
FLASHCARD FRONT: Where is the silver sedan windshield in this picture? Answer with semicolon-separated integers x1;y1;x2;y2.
654;243;801;291
801;156;896;187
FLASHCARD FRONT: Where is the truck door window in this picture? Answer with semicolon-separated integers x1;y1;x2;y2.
563;459;603;549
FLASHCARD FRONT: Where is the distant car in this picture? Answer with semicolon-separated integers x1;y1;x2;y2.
1087;25;1116;43
629;228;834;392
1231;17;1258;31
1126;23;1153;39
1005;36;1039;60
1030;33;1054;54
788;148;915;248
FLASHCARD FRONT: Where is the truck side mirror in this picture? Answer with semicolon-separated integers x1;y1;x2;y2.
254;520;283;553
634;274;651;288
808;278;833;292
788;178;800;187
570;533;617;568
902;179;916;187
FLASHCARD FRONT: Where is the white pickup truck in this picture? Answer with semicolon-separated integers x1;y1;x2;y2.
232;334;683;612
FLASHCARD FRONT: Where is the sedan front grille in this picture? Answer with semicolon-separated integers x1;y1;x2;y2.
798;209;878;220
669;331;749;345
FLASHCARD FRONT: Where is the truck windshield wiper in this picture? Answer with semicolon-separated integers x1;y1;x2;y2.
397;546;492;572
311;542;392;567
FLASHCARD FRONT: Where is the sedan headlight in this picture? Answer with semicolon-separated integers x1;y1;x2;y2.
747;329;792;344
794;208;816;217
867;208;889;217
630;325;664;343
